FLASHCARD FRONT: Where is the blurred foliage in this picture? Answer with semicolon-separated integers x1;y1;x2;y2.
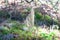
35;10;44;21
40;32;57;40
0;3;59;40
0;21;58;40
35;12;43;21
0;27;9;34
35;10;59;27
0;10;10;18
45;15;51;20
26;7;31;12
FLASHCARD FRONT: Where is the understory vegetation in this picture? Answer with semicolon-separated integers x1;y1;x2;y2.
0;0;60;40
0;8;60;40
0;21;58;40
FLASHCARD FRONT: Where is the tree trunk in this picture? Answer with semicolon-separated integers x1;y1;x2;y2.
25;7;34;27
30;7;34;27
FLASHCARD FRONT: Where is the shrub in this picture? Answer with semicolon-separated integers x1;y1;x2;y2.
0;10;10;18
0;27;9;34
40;31;57;40
35;12;43;20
